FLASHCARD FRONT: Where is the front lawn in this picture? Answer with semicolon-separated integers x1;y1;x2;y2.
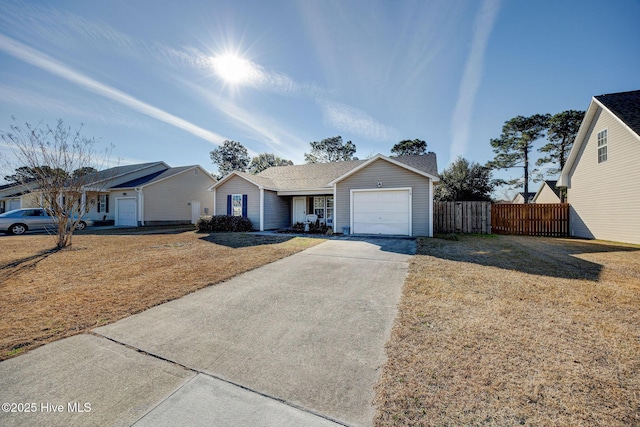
375;235;640;426
0;231;324;360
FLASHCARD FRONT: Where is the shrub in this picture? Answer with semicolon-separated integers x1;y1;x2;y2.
196;215;254;232
291;221;329;234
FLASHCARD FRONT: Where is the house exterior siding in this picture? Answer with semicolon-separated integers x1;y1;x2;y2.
263;190;290;230
142;168;215;224
534;185;560;204
567;107;640;244
84;163;170;222
335;159;431;236
214;175;261;229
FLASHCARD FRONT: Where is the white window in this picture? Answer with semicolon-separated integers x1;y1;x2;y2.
597;129;608;163
232;194;243;217
313;196;334;225
98;194;109;213
314;197;325;222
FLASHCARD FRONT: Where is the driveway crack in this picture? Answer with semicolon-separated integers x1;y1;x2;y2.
88;331;352;426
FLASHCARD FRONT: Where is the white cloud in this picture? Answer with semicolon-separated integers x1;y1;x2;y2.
449;0;501;162
317;99;400;142
0;33;227;147
0;1;146;57
178;79;308;160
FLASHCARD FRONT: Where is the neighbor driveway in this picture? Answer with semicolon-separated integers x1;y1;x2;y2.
0;237;414;427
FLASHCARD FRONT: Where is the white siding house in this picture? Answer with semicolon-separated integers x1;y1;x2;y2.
532;180;561;204
211;153;439;236
557;90;640;245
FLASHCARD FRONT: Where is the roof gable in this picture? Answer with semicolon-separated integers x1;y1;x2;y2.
558;90;640;187
209;170;277;191
258;159;367;190
328;153;439;185
594;90;640;137
532;180;560;202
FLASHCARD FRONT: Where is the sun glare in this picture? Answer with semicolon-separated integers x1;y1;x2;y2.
211;54;258;85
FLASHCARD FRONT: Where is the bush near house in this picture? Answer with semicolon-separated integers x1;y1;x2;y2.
290;221;330;234
196;215;253;232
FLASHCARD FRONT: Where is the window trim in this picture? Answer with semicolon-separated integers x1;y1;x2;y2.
98;194;109;213
231;194;243;217
597;129;608;163
313;196;334;225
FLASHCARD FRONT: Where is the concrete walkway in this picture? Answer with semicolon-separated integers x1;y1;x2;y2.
0;238;414;427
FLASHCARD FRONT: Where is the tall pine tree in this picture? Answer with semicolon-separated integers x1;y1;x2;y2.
487;114;550;202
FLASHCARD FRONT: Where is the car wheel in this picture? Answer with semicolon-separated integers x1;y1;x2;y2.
75;221;87;231
9;223;27;235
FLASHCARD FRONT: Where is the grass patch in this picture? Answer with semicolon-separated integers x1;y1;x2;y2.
374;235;640;426
0;231;324;360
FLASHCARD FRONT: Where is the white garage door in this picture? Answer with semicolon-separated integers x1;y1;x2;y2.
352;189;411;235
116;198;137;226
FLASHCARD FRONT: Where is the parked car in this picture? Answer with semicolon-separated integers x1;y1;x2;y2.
0;208;93;235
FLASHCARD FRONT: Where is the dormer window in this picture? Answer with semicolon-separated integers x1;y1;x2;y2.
597;129;608;163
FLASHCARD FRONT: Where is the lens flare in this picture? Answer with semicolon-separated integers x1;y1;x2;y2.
211;54;259;85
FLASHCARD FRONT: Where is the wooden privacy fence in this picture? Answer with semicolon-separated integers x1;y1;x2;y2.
491;203;570;237
433;201;492;234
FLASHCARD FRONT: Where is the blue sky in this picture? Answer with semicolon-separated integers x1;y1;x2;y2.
0;0;638;197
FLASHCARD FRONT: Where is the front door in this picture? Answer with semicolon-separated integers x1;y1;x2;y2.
293;197;306;224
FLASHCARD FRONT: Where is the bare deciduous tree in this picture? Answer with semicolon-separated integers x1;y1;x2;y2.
1;118;112;248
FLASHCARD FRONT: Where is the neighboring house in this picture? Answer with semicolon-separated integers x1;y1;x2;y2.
511;192;536;204
0;181;41;213
557;89;640;245
0;161;215;226
532;180;561;204
99;163;216;226
210;153;439;236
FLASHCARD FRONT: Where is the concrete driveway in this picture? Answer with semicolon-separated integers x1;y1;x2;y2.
0;237;414;427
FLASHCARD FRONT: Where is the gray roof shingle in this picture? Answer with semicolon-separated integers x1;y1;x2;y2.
595;90;640;137
112;166;195;188
253;153;438;190
256;159;367;190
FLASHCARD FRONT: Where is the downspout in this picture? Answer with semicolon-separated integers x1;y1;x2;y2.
333;183;337;233
135;187;144;226
428;179;434;237
259;188;264;231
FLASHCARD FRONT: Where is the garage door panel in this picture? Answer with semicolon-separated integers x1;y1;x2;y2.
117;198;137;226
356;206;407;215
352;190;410;235
354;222;407;235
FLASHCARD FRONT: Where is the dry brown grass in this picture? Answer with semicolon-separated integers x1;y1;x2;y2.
375;235;640;426
0;230;324;360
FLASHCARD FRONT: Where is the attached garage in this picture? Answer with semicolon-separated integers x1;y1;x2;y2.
116;197;137;226
351;188;411;235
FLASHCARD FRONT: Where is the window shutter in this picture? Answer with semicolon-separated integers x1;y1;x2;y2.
97;197;101;213
242;194;248;218
106;194;109;213
227;194;232;215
